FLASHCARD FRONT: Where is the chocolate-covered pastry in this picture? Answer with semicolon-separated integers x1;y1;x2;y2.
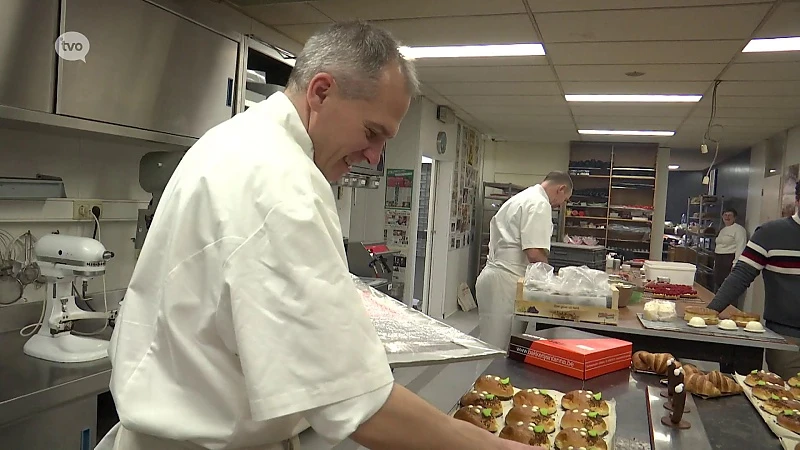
506;405;557;434
561;390;610;416
662;361;680;399
459;389;503;417
454;405;499;432
661;383;691;429
554;427;608;450
560;409;608;435
474;375;514;400
745;369;784;387
762;394;800;416
778;409;800;435
513;388;557;409
500;421;551;447
752;381;791;401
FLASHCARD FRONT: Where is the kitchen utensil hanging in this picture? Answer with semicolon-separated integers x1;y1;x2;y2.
17;232;40;285
0;260;23;305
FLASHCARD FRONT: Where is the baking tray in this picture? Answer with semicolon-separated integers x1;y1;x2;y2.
451;384;617;449
636;313;786;344
734;373;800;450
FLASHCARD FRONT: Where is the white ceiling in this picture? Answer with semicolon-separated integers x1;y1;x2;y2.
231;0;800;166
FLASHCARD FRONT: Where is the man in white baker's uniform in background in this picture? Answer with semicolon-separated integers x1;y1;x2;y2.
98;21;542;450
476;172;573;350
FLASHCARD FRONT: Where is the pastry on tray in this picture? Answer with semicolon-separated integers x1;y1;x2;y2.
474;375;514;400
632;351;675;375
681;363;701;375
705;371;743;395
791;386;800;399
499;421;552;447
789;373;800;388
561;390;610;416
752;381;792;401
554;427;608;450
777;410;800;435
745;369;784;387
459;390;503;417
561;409;608;435
683;306;720;325
762;395;800;416
505;406;556;433
684;373;722;397
453;405;499;432
730;311;761;328
513;388;557;409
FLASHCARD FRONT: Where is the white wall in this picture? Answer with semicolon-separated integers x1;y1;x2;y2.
0;126;170;307
482;141;570;187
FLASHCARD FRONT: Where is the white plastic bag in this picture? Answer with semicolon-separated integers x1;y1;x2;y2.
524;262;555;291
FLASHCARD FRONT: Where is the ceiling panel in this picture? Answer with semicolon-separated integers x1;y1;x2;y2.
735;50;800;64
417;65;555;83
681;116;799;130
412;56;549;68
240;3;331;26
573;116;684;129
311;0;526;21
722;62;800;81
692;106;800;119
429;81;561;96
273;23;325;43
715;81;800;96
753;1;800;38
567;103;695;117
534;5;770;43
561;81;709;95
546;41;744;65
461;105;573;116
478;115;576;126
446;95;567;107
525;0;772;13
554;64;724;82
494;130;581;142
700;95;800;108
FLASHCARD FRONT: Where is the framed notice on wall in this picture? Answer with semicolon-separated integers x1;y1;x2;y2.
385;169;414;210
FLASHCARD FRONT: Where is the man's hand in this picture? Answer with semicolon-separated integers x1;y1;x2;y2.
524;248;548;264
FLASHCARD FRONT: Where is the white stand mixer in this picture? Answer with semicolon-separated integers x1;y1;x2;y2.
23;234;117;363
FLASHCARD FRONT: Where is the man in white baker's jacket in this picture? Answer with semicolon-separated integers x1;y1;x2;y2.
98;21;542;450
476;172;573;350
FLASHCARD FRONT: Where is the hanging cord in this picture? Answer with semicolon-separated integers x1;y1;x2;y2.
73;213;109;336
703;80;723;184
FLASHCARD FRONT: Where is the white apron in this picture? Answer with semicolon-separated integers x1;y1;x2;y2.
475;262;527;351
95;423;301;450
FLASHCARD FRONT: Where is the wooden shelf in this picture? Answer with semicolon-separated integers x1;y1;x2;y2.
612;175;656;180
572;174;611;179
608;217;652;224
566;216;608;220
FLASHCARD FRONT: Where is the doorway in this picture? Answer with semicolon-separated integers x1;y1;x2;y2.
414;157;434;312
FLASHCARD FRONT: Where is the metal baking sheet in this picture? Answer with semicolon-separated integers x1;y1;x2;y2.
646;386;712;450
637;313;786;344
353;275;505;368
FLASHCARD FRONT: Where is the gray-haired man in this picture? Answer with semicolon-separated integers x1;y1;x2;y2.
100;21;542;450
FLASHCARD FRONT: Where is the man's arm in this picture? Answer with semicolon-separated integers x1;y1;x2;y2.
524;248;549;264
352;383;543;450
707;231;768;312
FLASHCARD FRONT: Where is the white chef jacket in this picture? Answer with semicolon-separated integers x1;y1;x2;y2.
715;223;747;261
486;184;554;277
475;185;553;350
101;93;393;450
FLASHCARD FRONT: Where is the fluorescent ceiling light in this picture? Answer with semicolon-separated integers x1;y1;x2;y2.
668;165;680;170
743;37;800;53
565;94;702;103
399;43;545;59
770;169;777;173
578;129;675;137
422;156;433;164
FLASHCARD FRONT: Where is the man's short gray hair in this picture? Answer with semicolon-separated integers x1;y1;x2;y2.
286;21;419;99
543;171;574;190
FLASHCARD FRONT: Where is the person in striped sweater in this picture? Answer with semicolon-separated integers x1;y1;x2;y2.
708;180;800;379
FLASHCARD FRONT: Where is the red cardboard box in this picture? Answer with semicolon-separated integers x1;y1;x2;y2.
508;327;632;380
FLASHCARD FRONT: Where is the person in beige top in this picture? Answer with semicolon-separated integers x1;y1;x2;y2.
714;208;747;297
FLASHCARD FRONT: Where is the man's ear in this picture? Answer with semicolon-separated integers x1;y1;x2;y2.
307;73;334;112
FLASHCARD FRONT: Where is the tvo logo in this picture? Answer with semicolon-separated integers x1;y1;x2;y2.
55;31;90;62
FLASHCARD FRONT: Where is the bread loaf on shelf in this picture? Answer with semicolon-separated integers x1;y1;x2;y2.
684;373;722;397
632;351;675;375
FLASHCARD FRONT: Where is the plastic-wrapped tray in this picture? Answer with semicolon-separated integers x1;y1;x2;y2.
734;373;800;449
452;384;617;448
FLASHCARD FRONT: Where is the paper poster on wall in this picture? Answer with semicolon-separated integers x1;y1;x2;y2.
385;169;414;209
782;164;799;218
390;253;406;299
385;210;411;248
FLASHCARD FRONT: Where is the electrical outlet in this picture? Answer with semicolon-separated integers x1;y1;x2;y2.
72;200;103;220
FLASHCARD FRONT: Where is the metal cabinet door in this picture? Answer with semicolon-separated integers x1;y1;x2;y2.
0;0;59;112
57;0;238;138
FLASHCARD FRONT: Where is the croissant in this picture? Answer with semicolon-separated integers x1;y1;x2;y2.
632;351;675;375
684;373;722;397
706;371;743;394
681;363;700;375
